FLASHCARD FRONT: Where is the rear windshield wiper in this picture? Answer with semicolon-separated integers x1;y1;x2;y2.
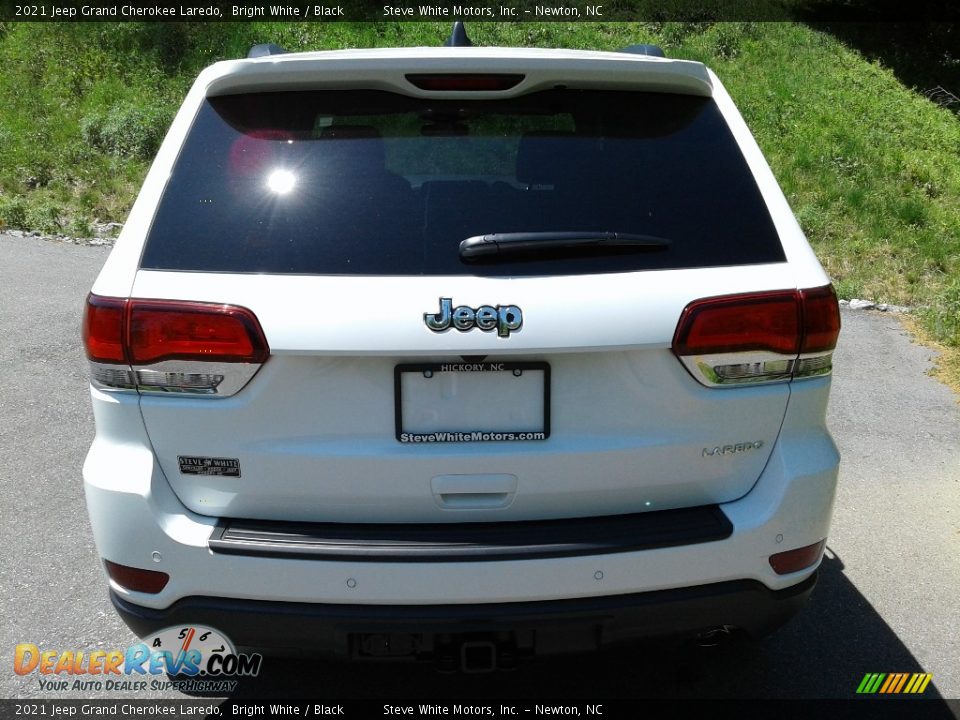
459;231;671;260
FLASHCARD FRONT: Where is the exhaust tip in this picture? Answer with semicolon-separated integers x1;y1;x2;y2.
694;625;737;648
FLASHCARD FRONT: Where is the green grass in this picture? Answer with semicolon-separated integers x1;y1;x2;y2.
0;21;958;380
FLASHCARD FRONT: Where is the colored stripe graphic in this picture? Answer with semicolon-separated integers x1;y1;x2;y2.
861;673;886;694
857;673;932;694
881;673;908;693
892;674;909;693
909;674;933;694
879;674;895;693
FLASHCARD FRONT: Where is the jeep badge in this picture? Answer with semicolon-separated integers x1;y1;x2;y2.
424;298;523;338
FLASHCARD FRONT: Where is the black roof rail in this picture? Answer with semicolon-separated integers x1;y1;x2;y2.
444;21;473;47
247;43;290;59
620;44;666;58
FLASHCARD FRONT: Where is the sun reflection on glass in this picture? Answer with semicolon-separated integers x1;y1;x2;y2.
266;169;296;195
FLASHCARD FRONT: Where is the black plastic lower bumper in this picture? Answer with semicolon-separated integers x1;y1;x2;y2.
111;573;815;660
209;505;733;562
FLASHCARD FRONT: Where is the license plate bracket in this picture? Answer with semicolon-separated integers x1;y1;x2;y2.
394;361;550;443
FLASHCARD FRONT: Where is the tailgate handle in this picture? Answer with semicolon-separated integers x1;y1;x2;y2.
431;474;517;509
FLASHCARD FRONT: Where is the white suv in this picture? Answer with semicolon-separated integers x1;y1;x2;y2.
82;31;840;669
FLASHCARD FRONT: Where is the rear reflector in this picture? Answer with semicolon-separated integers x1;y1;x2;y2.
83;294;269;397
405;73;524;91
103;560;169;594
769;539;826;575
673;286;840;387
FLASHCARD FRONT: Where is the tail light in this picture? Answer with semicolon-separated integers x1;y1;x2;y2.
673;285;840;387
83;294;269;397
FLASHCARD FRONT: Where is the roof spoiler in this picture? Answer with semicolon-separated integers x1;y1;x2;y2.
620;44;666;58
247;43;290;59
444;21;473;47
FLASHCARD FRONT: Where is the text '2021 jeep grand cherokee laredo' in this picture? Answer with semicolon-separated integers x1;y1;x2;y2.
82;34;840;668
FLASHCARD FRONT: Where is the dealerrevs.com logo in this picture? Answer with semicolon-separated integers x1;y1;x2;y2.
14;625;261;693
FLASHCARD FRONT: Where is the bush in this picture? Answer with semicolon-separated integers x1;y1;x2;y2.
24;202;63;234
66;214;93;238
923;281;960;348
81;104;171;161
0;195;27;229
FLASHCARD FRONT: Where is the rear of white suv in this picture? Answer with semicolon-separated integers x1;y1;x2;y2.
82;40;840;665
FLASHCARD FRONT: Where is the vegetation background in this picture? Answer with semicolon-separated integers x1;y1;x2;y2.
0;21;957;384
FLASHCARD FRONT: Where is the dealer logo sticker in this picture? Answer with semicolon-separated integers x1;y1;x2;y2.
178;456;241;478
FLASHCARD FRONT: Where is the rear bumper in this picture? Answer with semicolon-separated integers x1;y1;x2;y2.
84;377;838;653
112;573;816;658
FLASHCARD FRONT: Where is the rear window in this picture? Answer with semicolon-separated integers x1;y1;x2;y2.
140;89;785;276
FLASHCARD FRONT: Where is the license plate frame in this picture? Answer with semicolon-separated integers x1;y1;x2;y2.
394;361;550;443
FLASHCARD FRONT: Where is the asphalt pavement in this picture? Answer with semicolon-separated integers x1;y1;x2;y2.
1;233;958;704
